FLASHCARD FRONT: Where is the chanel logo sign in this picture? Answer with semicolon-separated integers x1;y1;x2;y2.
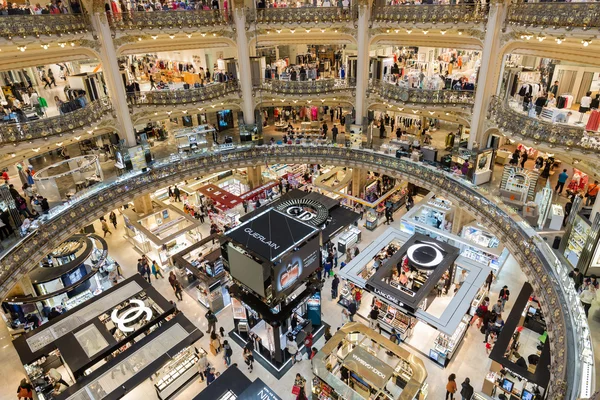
111;299;153;333
406;241;445;269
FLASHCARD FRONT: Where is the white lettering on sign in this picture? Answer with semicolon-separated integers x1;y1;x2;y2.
285;205;317;221
351;354;387;379
244;227;280;250
373;287;404;306
110;299;153;333
406;241;445;268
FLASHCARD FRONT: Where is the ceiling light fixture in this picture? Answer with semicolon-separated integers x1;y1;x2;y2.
394;29;399;33
406;29;412;34
582;39;592;46
397;107;403;111
201;33;206;37
182;110;188;114
58;42;66;47
276;29;281;34
17;46;26;52
305;29;310;33
555;36;565;44
138;37;142;41
537;34;546;42
428;111;435;115
41;44;49;50
440;30;447;35
457;29;463;35
321;29;325;33
290;29;295;34
422;29;429;35
70;42;75;46
56;142;63;147
151;35;158;40
74;136;81;141
186;33;192;38
32;148;40;153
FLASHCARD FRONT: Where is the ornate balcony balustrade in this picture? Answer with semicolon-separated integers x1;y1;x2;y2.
369;79;475;106
131;81;239;106
0;145;584;399
487;96;593;150
255;78;355;95
0;99;113;145
372;4;488;25
251;6;357;25
0;14;89;39
109;9;232;30
507;2;600;29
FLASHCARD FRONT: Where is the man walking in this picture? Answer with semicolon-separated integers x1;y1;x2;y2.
206;309;218;334
499;285;510;312
460;378;474;400
331;124;338;143
331;274;340;299
347;300;357;322
555;169;568;194
585;180;599;206
173;185;181;202
101;218;112;237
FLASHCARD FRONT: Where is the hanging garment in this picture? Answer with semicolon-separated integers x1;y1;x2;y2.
586;110;600;132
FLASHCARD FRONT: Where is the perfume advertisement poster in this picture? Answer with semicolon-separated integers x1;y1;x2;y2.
274;238;320;295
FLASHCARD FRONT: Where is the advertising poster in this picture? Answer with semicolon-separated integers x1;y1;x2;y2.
307;292;322;326
273;237;320;295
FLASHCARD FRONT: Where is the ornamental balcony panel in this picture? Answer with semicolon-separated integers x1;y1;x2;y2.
372;4;488;25
0;14;89;39
0;145;584;400
0;99;112;145
109;10;232;30
507;2;600;29
131;81;239;105
251;6;357;25
255;78;355;95
487;96;591;151
369;79;475;106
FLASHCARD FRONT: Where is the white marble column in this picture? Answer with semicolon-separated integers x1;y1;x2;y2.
234;8;256;125
354;1;371;125
89;13;136;147
468;1;507;149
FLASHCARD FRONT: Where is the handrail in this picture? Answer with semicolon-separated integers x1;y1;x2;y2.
372;3;489;24
108;9;232;29
0;145;585;399
488;96;588;150
130;81;240;106
507;2;600;29
0;99;113;144
0;13;89;39
255;78;355;95
369;79;475;106
250;5;358;24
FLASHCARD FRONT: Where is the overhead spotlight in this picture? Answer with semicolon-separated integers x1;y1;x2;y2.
334;29;338;33
293;100;298;103
321;29;325;33
445;112;449;116
428;111;434;115
182;110;188;114
198;108;203;111
151;35;158;40
440;30;447;35
58;42;66;47
412;110;418;114
307;100;312;103
74;136;81;141
386;29;390;33
56;142;63;147
17;46;26;52
397;107;403;111
166;111;172;115
280;99;285;102
138;37;142;41
521;33;533;40
582;39;592;46
154;112;158;115
41;44;49;50
406;29;412;34
266;30;271;34
555;36;565;44
305;29;310;33
211;104;216;108
186;33;192;38
70;42;75;46
276;29;281;34
333;98;336;101
213;33;216;37
537;34;546;42
201;33;206;37
422;29;429;35
320;99;325;102
457;29;463;35
32;148;40;153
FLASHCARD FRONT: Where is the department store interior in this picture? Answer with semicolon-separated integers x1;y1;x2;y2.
0;2;598;400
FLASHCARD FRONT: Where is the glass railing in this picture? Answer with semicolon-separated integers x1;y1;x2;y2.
255;78;355;95
507;2;600;29
488;96;589;151
130;81;240;106
108;9;232;29
0;144;585;399
250;5;357;24
0;98;113;144
372;3;488;24
0;13;89;39
369;79;475;106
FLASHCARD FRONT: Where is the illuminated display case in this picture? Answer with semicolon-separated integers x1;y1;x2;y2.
564;215;591;268
154;346;205;399
429;314;470;367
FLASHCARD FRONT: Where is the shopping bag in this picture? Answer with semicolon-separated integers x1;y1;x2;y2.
292;385;301;395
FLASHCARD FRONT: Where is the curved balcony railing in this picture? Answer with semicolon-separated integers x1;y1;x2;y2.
131;81;239;106
488;96;590;150
369;79;475;106
108;9;232;30
250;6;357;25
0;145;586;399
507;2;600;29
372;3;488;24
255;78;355;95
0;99;113;145
0;14;89;39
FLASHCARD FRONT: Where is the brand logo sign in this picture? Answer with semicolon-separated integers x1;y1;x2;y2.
111;299;153;333
244;227;280;250
373;287;405;306
351;354;387;380
406;241;445;269
285;205;317;221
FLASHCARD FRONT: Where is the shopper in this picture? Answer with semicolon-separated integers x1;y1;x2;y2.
555;169;569;194
470;297;489;329
585;180;599;206
241;347;253;372
197;352;209;382
17;378;33;400
446;374;458;400
151;260;164;279
368;305;379;330
206;310;218;334
294;374;307;400
210;332;221;355
520;150;528;168
173;279;183;300
485;270;495;292
304;332;313;350
460;377;474;400
173;185;181;202
491;299;502;315
569;268;584;291
101;219;112;237
206;368;216;385
498;285;510;312
331;274;339;299
347;300;357;322
223;340;233;366
168;271;178;290
580;285;596;318
287;334;299;364
324;326;332;342
109;211;117;229
332;124;338;143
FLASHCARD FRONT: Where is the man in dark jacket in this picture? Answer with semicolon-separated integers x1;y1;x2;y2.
347;301;357;322
460;377;474;400
331;274;340;299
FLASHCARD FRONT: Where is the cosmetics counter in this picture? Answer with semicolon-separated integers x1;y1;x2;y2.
336;226;361;255
459;225;509;273
372;297;415;341
563;214;591;269
154;346;207;400
429;314;470;367
174;125;211;154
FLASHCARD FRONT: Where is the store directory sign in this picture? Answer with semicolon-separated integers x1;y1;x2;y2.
273;236;320;295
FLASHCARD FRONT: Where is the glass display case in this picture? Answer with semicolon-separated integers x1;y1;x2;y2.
564;215;591;268
429;314;470;367
365;208;379;231
154;346;205;400
374;299;414;340
174;126;210;154
336;226;361;254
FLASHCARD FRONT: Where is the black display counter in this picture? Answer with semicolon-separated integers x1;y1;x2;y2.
193;365;281;400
